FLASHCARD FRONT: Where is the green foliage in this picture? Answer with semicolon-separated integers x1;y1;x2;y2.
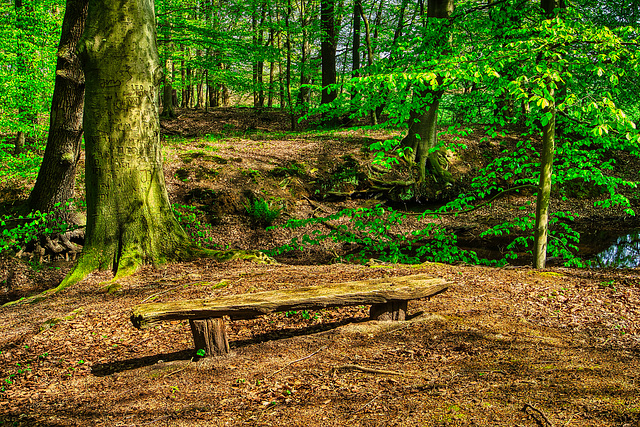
0;0;63;139
0;139;44;182
479;211;584;267
268;205;499;266
283;309;319;320
270;161;306;178
172;204;218;247
244;197;282;227
0;203;76;255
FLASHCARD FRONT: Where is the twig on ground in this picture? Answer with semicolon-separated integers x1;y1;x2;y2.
522;403;554;427
140;284;182;303
266;345;328;378
138;415;170;426
163;358;193;378
350;392;383;414
333;364;423;378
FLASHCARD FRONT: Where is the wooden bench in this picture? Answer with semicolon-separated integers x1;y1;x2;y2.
130;273;448;356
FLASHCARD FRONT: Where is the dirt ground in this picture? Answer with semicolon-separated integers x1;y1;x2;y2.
1;108;639;426
1;260;638;426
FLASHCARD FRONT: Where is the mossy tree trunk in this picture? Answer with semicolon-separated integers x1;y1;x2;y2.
401;0;454;184
27;0;88;224
70;0;191;283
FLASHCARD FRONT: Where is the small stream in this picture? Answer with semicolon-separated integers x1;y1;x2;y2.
590;230;640;268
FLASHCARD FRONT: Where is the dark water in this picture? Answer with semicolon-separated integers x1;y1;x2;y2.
590;230;640;268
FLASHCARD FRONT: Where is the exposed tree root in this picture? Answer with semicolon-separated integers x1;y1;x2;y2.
2;247;277;307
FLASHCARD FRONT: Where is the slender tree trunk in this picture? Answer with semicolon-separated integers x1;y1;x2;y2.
73;0;191;283
533;0;565;268
277;34;285;109
321;0;337;125
296;0;311;111
268;57;275;107
28;0;88;223
358;3;376;125
180;45;186;107
205;69;209;112
533;89;555;268
252;8;258;107
161;76;177;118
14;0;32;156
352;0;361;94
257;4;266;107
285;0;295;130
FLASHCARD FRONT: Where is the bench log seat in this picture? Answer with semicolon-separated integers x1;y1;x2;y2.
130;273;448;356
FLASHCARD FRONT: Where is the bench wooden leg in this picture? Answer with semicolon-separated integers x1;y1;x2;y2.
370;301;407;321
189;318;230;356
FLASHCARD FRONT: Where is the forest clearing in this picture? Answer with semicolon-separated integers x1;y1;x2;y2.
1;109;639;426
1;0;640;424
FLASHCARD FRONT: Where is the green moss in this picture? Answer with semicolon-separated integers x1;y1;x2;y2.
101;282;122;294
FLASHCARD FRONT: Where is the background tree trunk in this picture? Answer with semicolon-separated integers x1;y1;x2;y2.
296;0;311;112
401;0;454;184
74;0;190;281
27;0;88;224
161;76;177;118
321;0;337;125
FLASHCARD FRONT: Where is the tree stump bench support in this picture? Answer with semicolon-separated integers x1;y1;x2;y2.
131;273;448;357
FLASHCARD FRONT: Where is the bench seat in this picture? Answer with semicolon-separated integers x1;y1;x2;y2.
131;273;448;356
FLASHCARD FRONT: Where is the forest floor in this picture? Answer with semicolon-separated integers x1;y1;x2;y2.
0;107;639;426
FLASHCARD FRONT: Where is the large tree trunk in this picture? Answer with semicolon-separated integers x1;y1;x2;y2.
401;0;454;184
27;0;88;224
72;0;191;283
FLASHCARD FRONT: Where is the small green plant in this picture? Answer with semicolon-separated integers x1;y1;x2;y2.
172;204;218;247
196;349;206;357
244;197;282;226
240;168;261;182
270;161;306;177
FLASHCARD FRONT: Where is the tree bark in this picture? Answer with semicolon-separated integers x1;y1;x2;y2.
285;0;295;130
296;0;311;111
351;0;360;85
533;0;565;268
401;0;454;184
72;0;191;283
27;0;88;223
160;76;177;118
321;0;337;125
533;90;555;269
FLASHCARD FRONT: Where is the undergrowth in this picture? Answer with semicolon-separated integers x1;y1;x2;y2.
267;205;503;266
0;202;77;256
